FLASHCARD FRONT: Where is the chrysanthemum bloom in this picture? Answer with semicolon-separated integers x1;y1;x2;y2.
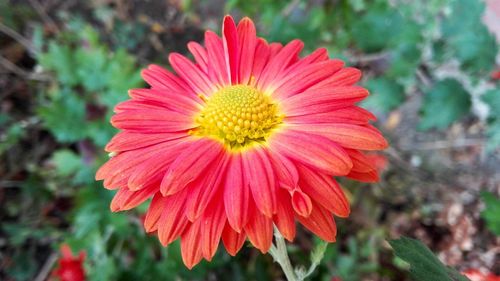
52;244;86;281
96;15;387;268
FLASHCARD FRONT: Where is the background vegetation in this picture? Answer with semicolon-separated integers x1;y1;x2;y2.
1;0;499;280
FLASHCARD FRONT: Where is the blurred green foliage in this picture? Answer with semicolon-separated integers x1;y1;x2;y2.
480;192;500;235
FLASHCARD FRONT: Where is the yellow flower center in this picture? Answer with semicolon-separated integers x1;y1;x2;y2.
194;85;283;150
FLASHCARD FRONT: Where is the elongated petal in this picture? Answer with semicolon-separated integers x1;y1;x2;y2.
268;151;298;191
269;130;352;175
201;200;226;260
185;155;228;221
144;193;167;232
158;190;189;246
281;86;369;117
181;220;203;269
242;148;277;217
257;40;304;91
274;189;296;241
128;88;202;113
161;139;224;195
205;31;229;87
110;184;157;212
105;131;184;153
237;17;257;84
250;38;271;85
297;204;337;242
111;109;195;133
272;60;345;100
169;53;215;95
346;170;379;182
290;124;388;151
141;64;192;94
223;15;239;84
222;223;246;256
297;164;350;217
310;67;362;89
224;153;250;232
285;106;376;125
244;207;273;253
188;41;209;73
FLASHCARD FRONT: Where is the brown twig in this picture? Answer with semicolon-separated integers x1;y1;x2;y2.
33;252;58;281
348;51;390;64
398;138;485;151
28;0;61;33
0;55;50;81
0;22;37;53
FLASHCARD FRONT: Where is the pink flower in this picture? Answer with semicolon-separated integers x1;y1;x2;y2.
96;15;387;268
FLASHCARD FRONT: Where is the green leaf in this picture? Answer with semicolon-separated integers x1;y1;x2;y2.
52;149;82;177
419;79;471;130
364;78;405;113
39;42;78;86
38;89;87;143
389;237;470;281
482;89;500;119
441;0;497;74
480;192;500;235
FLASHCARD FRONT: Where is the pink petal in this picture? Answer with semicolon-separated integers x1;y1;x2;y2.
297;204;337;242
105;131;185;153
223;15;239;84
157;190;189;246
110;109;195;133
273;189;296;241
169;53;216;95
222;223;246;256
281;86;369;117
290;123;388;150
346;170;379;182
181;220;203;269
141;64;192;94
256;40;304;91
245;207;273;253
205;31;229;87
346;149;378;173
161;138;224;196
250;38;271;86
269;130;352;176
185;155;228;221
144;192;167;232
297;164;350;217
224;153;250;232
268;151;299;191
272;60;345;100
128;88;202;113
237;17;257;84
188;41;209;73
201;199;227;261
242;148;277;217
285;106;376;125
291;189;313;217
310;67;362;89
110;184;157;212
97;140;187;184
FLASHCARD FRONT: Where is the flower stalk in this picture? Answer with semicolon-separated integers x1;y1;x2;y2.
269;227;328;281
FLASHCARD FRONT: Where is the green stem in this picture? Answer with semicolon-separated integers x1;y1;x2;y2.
269;228;298;281
269;227;329;281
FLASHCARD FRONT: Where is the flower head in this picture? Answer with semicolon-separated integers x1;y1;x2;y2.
52;244;86;281
96;15;387;268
